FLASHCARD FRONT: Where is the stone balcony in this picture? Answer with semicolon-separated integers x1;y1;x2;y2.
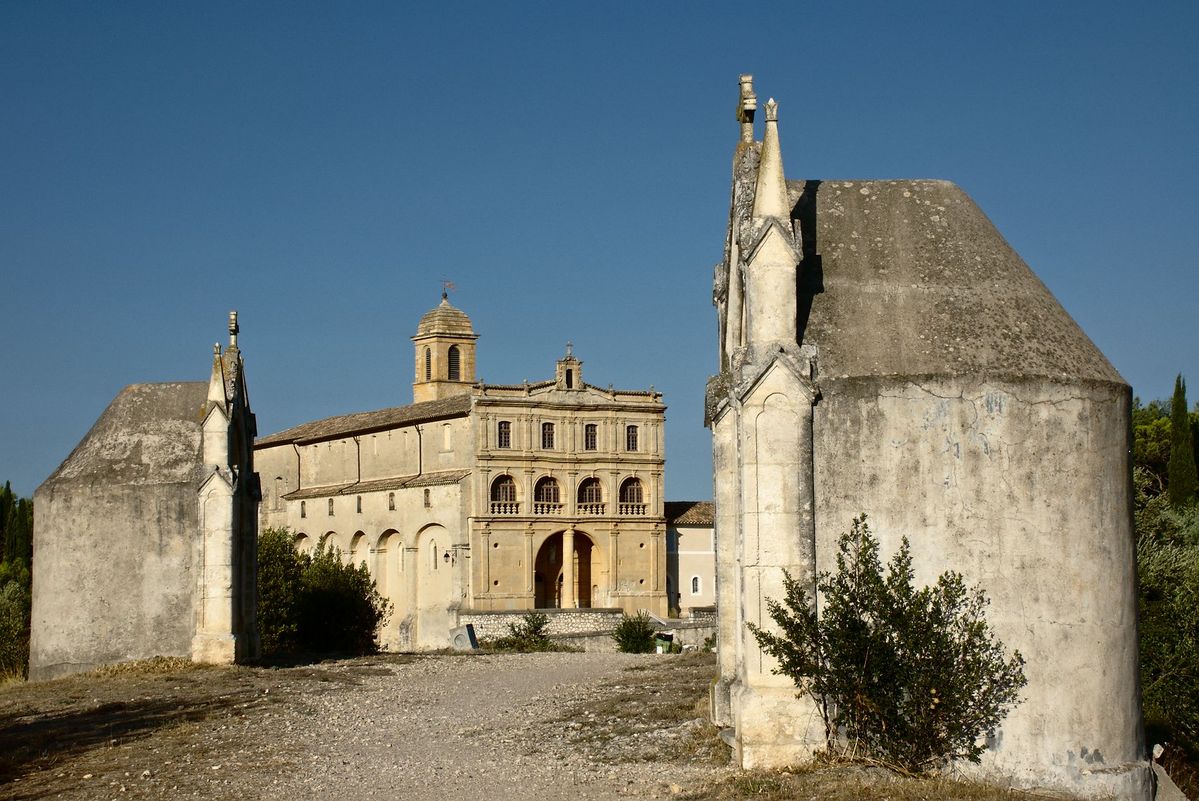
486;501;650;517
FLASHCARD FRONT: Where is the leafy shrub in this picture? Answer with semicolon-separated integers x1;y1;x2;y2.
0;559;31;680
1137;514;1199;753
257;528;391;656
257;527;305;654
491;612;558;652
749;514;1026;773
296;545;391;654
612;611;657;653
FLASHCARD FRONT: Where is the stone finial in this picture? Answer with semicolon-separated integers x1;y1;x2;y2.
738;74;757;143
213;343;221;356
228;311;239;348
752;98;790;220
566;341;574;359
764;97;778;122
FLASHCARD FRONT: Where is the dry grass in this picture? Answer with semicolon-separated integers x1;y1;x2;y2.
562;652;1079;801
556;651;727;764
0;654;416;800
681;763;1076;801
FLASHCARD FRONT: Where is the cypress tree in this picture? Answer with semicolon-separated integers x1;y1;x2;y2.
0;482;12;563
1168;375;1198;507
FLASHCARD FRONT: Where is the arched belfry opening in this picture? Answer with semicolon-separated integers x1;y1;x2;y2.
534;529;597;609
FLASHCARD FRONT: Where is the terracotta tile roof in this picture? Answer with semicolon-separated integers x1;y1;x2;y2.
255;394;471;447
282;469;471;500
665;501;714;526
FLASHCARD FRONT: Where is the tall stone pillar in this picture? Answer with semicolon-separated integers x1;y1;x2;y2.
561;528;576;608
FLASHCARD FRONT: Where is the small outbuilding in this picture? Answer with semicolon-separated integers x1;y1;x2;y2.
30;314;259;679
709;76;1148;799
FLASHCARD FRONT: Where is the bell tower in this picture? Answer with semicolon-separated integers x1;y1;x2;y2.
412;291;478;403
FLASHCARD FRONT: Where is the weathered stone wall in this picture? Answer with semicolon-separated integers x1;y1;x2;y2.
812;375;1146;798
31;480;199;680
459;608;626;641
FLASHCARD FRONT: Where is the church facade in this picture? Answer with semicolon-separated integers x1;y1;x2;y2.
255;296;668;650
709;76;1149;799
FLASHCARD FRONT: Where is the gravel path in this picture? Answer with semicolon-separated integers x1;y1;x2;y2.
269;653;710;801
1;652;725;801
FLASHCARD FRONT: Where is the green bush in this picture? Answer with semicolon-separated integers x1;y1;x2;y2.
749;515;1026;773
257;528;391;656
256;527;306;654
491;612;557;652
0;559;31;680
612;611;657;653
297;545;392;654
1137;505;1199;753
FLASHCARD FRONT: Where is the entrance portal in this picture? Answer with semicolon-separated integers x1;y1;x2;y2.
534;530;595;608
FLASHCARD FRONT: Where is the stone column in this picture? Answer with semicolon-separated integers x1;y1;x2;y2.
524;526;534;600
561;528;576;609
608;528;620;605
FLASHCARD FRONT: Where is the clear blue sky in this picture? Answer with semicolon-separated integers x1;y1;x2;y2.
1;2;1196;499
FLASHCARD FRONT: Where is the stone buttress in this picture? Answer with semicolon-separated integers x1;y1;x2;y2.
709;76;825;765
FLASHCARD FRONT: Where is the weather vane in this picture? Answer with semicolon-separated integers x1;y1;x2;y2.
441;279;456;300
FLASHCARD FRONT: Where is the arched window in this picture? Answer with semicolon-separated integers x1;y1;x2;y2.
448;345;461;381
423;488;431;508
541;422;555;449
619;478;645;515
534;477;561;514
491;475;518;502
577;478;603;504
577;477;603;514
497;420;511;448
388;492;395;511
691;576;701;595
356;495;362;514
619;478;644;504
328;498;335;516
300;500;306;519
424;347;431;380
626;425;639;452
534;477;560;504
490;475;518;514
584;423;597;451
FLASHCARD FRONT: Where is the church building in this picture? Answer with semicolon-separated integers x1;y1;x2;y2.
255;295;668;650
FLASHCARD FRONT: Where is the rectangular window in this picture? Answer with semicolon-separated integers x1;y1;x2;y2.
584;423;597;451
328;498;335;516
356;496;362;514
626;425;639;452
541;422;555;449
497;420;511;449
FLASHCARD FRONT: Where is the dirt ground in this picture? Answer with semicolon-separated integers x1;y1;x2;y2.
0;651;1085;801
0;651;725;801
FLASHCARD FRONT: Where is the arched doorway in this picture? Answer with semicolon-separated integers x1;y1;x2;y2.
534;530;596;609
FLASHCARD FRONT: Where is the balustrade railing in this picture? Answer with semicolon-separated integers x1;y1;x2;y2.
619;502;647;516
577;502;605;515
490;501;520;515
533;501;564;515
